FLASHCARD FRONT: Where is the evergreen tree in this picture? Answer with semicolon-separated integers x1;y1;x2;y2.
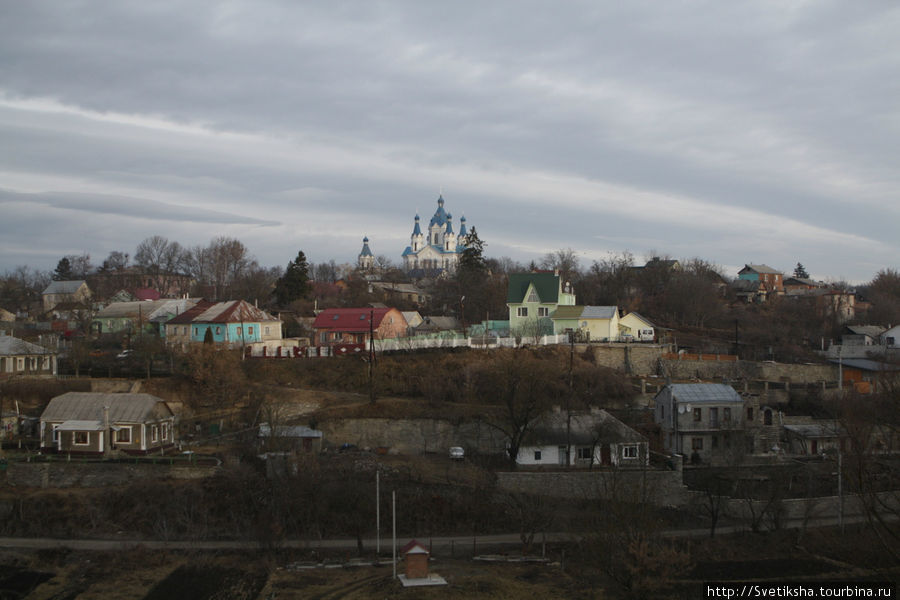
274;250;310;306
793;262;809;279
458;227;486;275
53;257;73;281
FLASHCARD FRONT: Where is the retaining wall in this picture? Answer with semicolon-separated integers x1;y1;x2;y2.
6;461;220;488
495;469;694;506
318;418;508;455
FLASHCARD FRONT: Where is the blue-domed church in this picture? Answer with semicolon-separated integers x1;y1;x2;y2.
401;195;471;277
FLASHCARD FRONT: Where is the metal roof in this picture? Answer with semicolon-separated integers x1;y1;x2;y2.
56;420;104;431
668;383;743;404
525;409;645;446
258;423;323;438
582;306;617;319
41;393;173;424
783;423;844;438
0;335;53;356
740;264;782;275
830;358;900;372
43;280;87;295
507;272;561;304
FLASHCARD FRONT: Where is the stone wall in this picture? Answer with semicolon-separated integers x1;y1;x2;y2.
661;358;837;384
588;344;666;375
496;469;695;506
6;461;219;488
318;418;508;455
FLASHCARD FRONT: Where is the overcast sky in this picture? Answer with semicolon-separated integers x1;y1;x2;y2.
1;1;897;283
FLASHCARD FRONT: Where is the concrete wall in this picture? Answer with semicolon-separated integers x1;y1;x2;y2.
6;461;219;488
496;469;694;506
318;418;508;455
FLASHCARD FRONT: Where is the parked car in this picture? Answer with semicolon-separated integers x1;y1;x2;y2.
116;349;133;360
449;446;465;460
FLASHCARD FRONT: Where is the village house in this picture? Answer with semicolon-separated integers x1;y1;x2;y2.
655;383;748;465
550;305;620;341
40;392;176;455
0;332;57;378
258;423;323;454
312;307;408;347
92;298;198;336
42;280;92;313
618;311;656;342
164;300;282;347
507;271;576;338
516;408;648;468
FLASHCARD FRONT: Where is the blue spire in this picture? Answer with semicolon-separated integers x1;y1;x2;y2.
459;215;467;238
445;213;454;235
359;236;373;257
412;214;422;236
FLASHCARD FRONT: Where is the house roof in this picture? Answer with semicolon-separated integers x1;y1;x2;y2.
783;277;823;287
416;316;459;331
56;420;105;432
95;300;171;320
740;264;782;275
662;383;743;404
621;311;655;327
524;409;645;446
41;393;173;424
165;299;214;325
0;335;53;356
401;539;429;555
258;423;323;438
507;272;561;304
134;288;161;301
829;358;900;372
784;423;845;439
844;325;885;338
192;300;279;324
312;307;398;332
43;280;87;295
550;306;617;320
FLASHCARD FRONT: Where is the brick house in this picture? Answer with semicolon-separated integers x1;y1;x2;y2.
312;307;408;347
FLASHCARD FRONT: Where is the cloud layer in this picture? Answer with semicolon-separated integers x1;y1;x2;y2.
1;1;898;282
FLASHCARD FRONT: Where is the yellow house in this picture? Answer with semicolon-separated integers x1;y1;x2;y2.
618;312;656;342
550;306;620;342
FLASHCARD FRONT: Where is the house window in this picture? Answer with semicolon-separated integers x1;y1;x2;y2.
537;307;549;317
320;332;328;343
52;425;60;443
692;437;703;450
151;425;159;443
712;435;719;449
248;327;253;335
622;445;638;459
194;327;198;337
747;407;754;421
265;327;270;335
115;427;131;443
693;408;702;421
534;450;542;461
236;327;242;336
215;327;221;335
577;447;593;460
74;431;89;445
517;307;528;317
723;407;731;422
161;423;169;441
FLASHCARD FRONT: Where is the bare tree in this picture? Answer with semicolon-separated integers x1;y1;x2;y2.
135;235;187;292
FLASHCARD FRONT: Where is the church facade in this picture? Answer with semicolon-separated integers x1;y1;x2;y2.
357;195;474;277
401;195;470;277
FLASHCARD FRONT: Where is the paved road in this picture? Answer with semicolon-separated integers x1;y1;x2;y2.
0;515;875;553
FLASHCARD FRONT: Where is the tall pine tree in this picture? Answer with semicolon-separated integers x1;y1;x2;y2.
274;250;310;306
793;262;809;279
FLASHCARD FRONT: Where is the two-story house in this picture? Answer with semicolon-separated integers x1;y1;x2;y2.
737;264;784;298
507;271;576;339
654;383;746;464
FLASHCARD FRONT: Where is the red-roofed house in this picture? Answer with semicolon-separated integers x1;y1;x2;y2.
312;307;407;347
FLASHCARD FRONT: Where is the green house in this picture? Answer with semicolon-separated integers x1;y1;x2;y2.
507;272;576;339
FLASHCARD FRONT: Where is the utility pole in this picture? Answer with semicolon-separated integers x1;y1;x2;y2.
376;470;381;556
392;490;397;580
567;331;574;467
369;309;376;404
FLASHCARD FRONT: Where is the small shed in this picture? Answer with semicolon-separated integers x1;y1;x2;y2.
401;540;430;580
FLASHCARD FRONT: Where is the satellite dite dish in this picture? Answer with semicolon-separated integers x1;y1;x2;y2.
678;405;686;414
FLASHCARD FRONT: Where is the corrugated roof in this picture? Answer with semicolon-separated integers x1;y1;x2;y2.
550;305;583;319
830;358;900;372
740;264;781;275
95;300;171;319
41;393;172;423
784;423;844;438
844;325;885;338
582;306;617;319
668;383;743;404
0;335;53;356
258;423;323;438
166;299;215;325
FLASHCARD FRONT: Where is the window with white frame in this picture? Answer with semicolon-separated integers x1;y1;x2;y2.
692;437;703;450
622;445;638;458
74;431;89;445
248;326;253;335
517;307;528;317
161;422;169;441
533;450;542;461
576;447;593;460
115;427;131;443
537;307;549;317
52;424;60;443
151;425;159;443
